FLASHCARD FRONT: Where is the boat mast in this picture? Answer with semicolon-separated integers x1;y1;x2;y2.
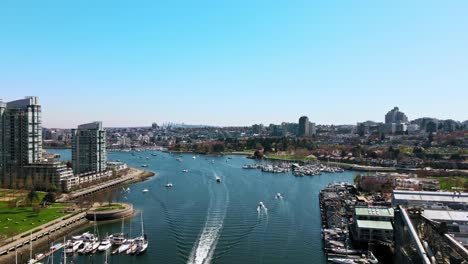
121;216;125;235
140;212;144;237
63;237;67;264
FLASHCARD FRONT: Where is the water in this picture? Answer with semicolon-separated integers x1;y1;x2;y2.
45;149;357;264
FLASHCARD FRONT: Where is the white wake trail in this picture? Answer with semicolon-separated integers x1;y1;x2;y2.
187;172;229;264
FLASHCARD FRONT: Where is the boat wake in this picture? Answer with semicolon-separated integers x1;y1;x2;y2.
187;172;229;264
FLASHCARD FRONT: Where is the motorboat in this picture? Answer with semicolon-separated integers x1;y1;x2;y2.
98;238;112;251
275;193;283;199
182;169;188;173
165;182;173;188
110;233;126;246
141;164;149;167
192;156;196;159
77;242;90;254
176;158;183;162
257;202;267;212
142;189;149;193
216;176;221;183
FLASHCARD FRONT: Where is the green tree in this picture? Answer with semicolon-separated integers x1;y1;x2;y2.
27;189;39;206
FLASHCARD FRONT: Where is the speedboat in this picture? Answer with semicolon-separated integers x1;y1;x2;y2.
141;164;148;167
182;169;188;173
142;189;149;193
98;238;112;251
275;193;283;199
257;202;267;212
165;182;173;188
216;176;221;183
192;156;196;159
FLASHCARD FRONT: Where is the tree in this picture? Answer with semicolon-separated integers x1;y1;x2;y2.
27;189;39;206
42;192;56;204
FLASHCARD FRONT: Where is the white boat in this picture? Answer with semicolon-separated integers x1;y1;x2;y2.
87;240;100;254
216;176;221;183
275;193;283;199
192;156;196;159
111;217;127;246
98;238;112;251
257;202;267;212
135;212;148;254
117;239;133;254
141;164;149;167
77;242;90;254
328;258;357;264
142;189;149;193
165;182;173;188
182;169;188;173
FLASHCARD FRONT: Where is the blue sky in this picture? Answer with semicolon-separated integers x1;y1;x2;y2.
1;1;467;128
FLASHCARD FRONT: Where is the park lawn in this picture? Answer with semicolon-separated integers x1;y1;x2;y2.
432;176;468;191
0;202;67;240
95;203;125;211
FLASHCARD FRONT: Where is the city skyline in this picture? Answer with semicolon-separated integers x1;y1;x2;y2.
2;1;468;127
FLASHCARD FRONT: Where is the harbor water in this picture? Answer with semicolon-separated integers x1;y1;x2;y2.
45;149;356;264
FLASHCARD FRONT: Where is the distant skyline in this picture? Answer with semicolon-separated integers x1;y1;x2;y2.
1;1;467;128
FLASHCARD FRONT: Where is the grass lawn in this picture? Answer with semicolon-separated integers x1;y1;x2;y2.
432;176;468;191
0;202;66;240
94;203;125;211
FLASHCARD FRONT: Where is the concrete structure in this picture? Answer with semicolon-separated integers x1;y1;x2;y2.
385;106;408;124
352;206;394;243
0;97;42;186
392;190;468;210
23;161;74;191
107;161;128;171
72;121;107;175
298;116;309;137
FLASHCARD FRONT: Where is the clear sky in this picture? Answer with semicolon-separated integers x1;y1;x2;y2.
1;1;467;128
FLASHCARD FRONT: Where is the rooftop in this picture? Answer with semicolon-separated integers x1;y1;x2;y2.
355;207;394;218
423;210;468;223
393;190;468;204
356;220;393;230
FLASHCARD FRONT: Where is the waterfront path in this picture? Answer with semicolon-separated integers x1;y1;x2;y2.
0;212;86;256
58;168;153;202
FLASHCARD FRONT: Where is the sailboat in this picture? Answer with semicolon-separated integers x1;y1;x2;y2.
135;212;148;254
111;216;127;246
86;214;100;254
